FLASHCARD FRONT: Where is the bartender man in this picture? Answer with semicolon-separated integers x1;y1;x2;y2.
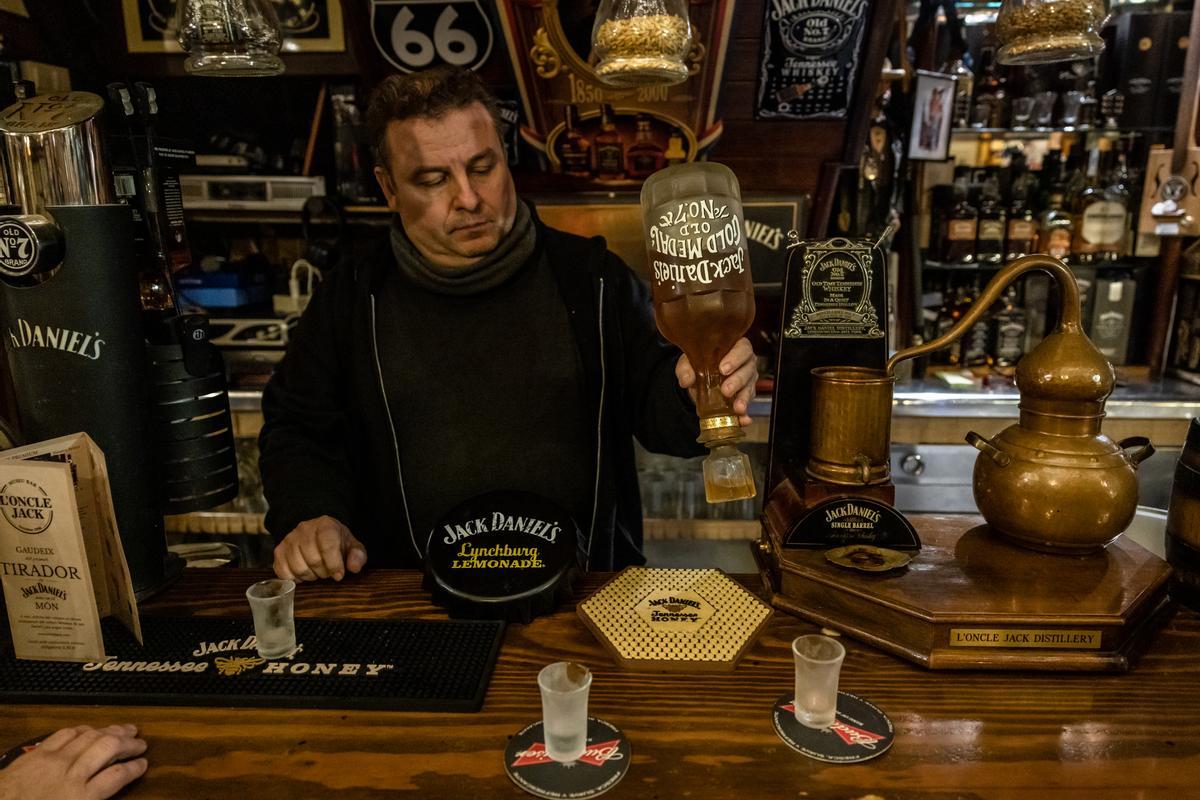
259;66;757;581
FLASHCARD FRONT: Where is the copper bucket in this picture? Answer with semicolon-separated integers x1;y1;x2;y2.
807;366;895;485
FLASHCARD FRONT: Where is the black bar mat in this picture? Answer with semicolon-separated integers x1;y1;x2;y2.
0;616;505;712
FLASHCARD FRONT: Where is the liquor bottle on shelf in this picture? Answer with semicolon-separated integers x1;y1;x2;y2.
1007;158;1039;261
934;278;964;366
664;134;687;166
991;284;1027;368
625;115;665;179
922;275;946;345
963;275;992;367
559;104;592;178
594;103;625;181
940;173;978;263
1072;137;1125;263
1090;273;1137;365
976;177;1006;265
1007;201;1038;261
1062;144;1087;209
1039;190;1074;261
1105;144;1134;256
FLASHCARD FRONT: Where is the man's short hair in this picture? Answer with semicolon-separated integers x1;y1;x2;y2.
367;66;503;169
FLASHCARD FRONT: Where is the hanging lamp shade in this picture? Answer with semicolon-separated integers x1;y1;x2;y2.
995;0;1108;65
175;0;286;77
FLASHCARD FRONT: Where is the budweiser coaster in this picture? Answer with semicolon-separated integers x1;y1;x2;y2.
771;692;894;763
504;717;630;799
0;735;46;770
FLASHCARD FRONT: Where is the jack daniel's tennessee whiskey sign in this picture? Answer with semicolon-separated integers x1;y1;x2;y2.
755;0;870;119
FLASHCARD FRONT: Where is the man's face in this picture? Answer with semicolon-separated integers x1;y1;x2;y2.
374;103;517;269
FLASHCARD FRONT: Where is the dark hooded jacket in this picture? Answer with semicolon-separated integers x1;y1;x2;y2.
258;210;704;570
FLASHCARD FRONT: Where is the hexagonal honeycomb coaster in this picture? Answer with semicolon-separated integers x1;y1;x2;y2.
577;567;772;671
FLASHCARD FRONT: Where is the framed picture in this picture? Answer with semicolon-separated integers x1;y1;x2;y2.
908;70;956;162
122;0;345;54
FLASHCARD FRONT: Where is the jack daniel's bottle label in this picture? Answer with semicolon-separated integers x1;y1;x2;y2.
783;237;884;338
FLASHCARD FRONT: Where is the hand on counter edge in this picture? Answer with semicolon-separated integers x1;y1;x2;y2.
676;337;758;427
0;724;148;800
274;515;368;582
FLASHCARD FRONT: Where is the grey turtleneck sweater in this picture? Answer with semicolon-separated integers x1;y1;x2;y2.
375;202;595;551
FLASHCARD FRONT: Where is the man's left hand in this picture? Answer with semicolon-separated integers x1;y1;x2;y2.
676;337;758;427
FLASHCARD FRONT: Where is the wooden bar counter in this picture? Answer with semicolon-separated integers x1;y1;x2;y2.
2;567;1199;799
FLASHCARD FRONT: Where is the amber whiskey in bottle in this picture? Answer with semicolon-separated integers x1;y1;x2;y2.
664;135;687;166
941;175;978;263
1073;137;1125;263
1039;191;1074;260
641;163;757;502
594;104;625;181
626;115;665;179
1007;206;1038;261
559;105;592;178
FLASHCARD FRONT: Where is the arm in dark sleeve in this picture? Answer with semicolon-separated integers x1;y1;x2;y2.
606;252;706;457
258;273;356;542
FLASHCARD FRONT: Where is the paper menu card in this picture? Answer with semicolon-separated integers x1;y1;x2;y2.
0;432;141;662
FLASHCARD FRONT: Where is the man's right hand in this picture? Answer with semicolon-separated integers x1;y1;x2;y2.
273;516;367;582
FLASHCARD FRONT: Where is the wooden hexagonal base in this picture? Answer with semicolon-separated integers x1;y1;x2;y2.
577;567;772;671
757;513;1175;671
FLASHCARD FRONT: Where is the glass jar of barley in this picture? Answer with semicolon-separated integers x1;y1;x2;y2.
591;0;692;88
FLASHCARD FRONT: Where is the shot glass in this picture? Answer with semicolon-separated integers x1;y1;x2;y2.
1033;91;1057;127
246;578;296;659
1011;97;1034;130
792;634;846;729
1060;91;1084;128
538;661;592;763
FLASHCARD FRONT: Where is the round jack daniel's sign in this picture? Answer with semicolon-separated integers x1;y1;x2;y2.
425;491;585;622
0;219;37;278
784;497;920;551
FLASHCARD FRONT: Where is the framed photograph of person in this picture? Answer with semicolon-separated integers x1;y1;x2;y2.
908;70;956;162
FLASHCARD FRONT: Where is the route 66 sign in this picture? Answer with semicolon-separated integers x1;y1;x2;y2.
371;0;494;73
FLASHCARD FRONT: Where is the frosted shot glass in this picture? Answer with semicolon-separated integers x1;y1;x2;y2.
538;662;592;762
792;634;846;729
246;578;296;659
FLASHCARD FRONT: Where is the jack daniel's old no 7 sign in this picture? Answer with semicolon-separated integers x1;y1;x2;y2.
755;0;869;119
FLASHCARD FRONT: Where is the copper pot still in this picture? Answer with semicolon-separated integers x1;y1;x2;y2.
805;255;1153;553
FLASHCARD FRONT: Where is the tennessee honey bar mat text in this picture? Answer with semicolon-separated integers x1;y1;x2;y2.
0;616;504;712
